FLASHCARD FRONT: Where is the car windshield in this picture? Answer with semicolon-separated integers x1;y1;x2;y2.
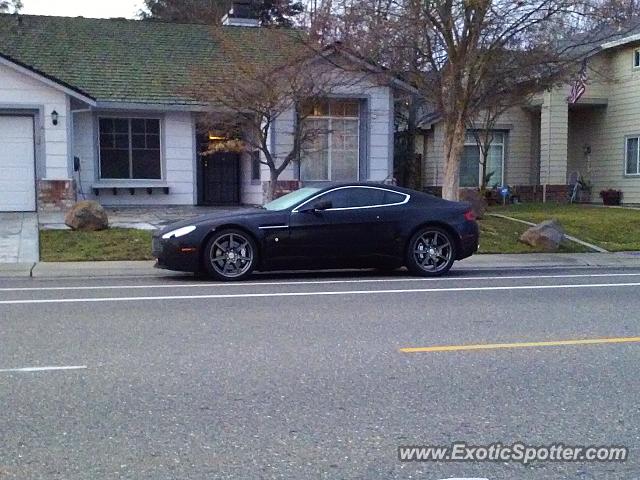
262;187;322;211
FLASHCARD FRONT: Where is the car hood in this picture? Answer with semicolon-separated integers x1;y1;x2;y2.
156;208;277;235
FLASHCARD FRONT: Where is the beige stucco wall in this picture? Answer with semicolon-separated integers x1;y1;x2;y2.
420;106;537;188
583;46;640;203
419;45;640;203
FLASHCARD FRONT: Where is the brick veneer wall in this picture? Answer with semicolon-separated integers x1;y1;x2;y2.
263;180;301;201
38;179;76;211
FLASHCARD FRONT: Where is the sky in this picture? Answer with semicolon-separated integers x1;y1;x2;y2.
20;0;143;19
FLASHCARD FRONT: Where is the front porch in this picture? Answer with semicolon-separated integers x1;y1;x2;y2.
39;205;247;231
534;90;609;203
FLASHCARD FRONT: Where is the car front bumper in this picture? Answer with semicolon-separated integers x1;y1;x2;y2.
152;234;202;272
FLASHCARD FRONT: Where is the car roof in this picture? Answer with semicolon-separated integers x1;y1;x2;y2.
314;182;433;198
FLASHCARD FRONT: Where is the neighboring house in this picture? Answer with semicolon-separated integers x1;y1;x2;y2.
417;30;640;204
0;11;405;212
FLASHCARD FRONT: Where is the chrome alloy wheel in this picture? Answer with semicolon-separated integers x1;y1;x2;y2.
209;232;254;278
413;230;453;273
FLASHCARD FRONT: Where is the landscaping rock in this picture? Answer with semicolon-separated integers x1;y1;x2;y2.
519;219;565;251
64;201;109;231
459;189;487;219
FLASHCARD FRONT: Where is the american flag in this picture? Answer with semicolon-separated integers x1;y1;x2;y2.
567;59;588;104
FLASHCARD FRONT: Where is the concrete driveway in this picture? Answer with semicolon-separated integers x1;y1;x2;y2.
0;212;38;263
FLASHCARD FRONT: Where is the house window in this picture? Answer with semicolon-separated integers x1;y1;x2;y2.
300;99;360;181
460;131;505;188
251;150;261;181
634;49;640;68
99;118;162;179
626;136;640;175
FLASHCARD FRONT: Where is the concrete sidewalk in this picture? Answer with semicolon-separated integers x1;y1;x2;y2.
2;252;640;279
0;213;39;263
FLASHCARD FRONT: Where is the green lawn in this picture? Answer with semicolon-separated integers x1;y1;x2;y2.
488;203;640;252
39;204;637;262
40;228;154;262
478;215;589;254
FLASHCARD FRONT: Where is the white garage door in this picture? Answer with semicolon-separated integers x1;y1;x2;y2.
0;116;36;212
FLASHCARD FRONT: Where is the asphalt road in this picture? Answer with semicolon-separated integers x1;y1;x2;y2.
1;267;640;480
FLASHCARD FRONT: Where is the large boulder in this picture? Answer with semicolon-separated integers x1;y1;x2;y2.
459;189;487;219
519;219;564;251
64;201;109;231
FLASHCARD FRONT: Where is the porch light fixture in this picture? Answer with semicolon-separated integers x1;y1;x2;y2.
208;134;227;141
51;110;59;126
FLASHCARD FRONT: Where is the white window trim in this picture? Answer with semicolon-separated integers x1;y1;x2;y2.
624;135;640;176
98;116;164;181
301;104;360;182
463;131;506;187
292;186;410;213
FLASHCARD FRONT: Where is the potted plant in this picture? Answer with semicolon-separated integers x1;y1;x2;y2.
599;189;623;206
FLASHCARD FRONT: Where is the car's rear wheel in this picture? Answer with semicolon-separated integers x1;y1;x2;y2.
406;226;456;277
204;229;257;281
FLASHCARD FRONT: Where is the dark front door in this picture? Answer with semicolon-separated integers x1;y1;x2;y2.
202;152;240;205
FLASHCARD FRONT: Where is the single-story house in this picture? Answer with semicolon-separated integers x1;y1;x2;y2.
0;11;406;212
417;29;640;204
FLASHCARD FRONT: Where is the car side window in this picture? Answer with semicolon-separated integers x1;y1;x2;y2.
383;190;406;205
308;188;401;210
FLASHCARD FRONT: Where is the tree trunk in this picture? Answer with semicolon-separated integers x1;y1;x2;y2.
442;115;466;201
265;168;279;203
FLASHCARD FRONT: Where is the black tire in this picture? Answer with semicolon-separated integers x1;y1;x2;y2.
405;226;457;277
203;229;258;281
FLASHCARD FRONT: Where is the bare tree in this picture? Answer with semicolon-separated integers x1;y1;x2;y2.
470;104;505;193
322;0;626;200
194;29;375;201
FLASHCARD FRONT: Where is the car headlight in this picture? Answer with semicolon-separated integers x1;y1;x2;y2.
162;225;197;240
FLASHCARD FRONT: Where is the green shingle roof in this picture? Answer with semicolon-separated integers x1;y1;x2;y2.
0;14;297;104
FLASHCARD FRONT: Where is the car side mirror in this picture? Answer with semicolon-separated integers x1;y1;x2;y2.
300;200;332;213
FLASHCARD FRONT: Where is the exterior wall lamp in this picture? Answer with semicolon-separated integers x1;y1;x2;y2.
51;110;59;126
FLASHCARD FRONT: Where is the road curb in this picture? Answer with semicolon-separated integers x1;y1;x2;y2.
30;261;183;279
0;262;35;278
2;253;640;280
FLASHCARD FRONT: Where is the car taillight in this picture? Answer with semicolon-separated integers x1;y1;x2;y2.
464;210;476;222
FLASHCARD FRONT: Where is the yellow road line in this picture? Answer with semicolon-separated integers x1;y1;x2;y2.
399;337;640;353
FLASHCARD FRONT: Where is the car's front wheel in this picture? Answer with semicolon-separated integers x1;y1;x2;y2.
204;229;258;281
406;226;456;277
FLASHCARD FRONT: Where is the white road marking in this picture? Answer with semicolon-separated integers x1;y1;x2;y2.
1;272;640;293
0;282;638;305
0;365;87;373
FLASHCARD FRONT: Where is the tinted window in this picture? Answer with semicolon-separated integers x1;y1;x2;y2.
383;190;406;204
310;188;403;209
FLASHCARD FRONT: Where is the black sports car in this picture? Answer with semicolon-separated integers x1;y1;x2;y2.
153;183;479;280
